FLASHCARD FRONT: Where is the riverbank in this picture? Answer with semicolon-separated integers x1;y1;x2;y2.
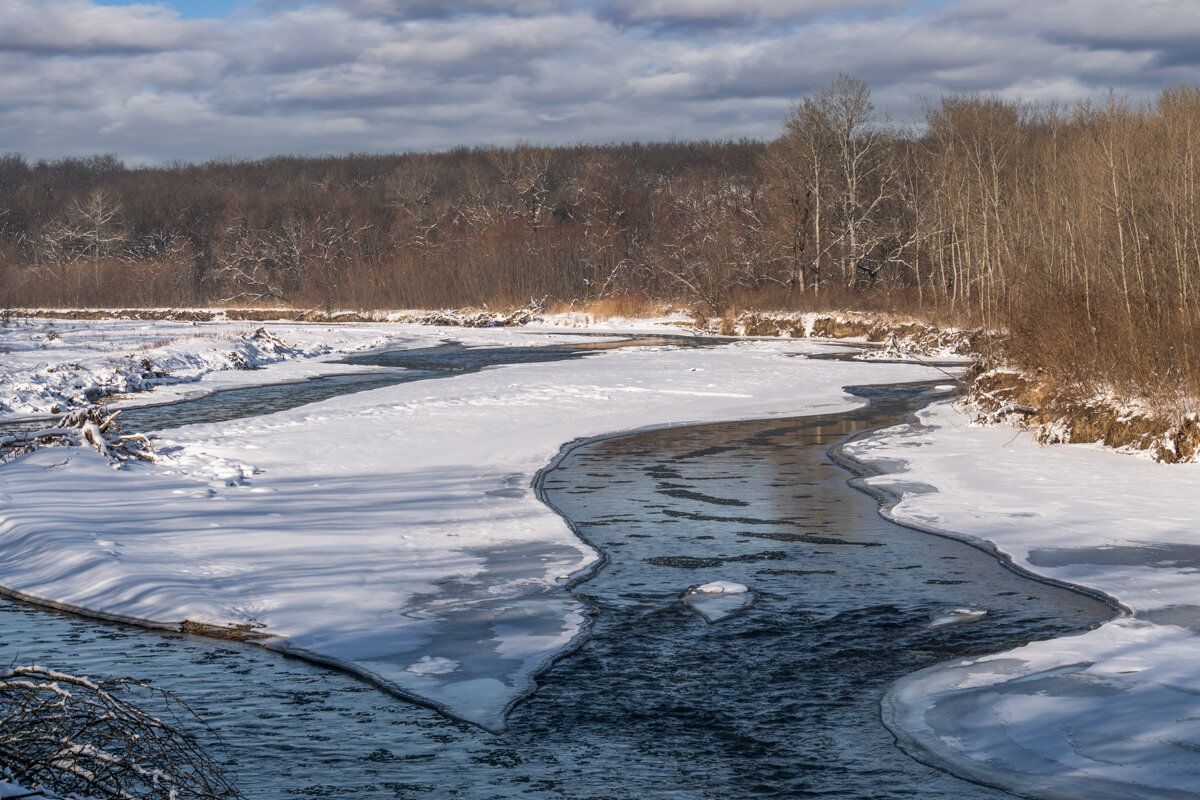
846;400;1200;799
0;306;969;419
12;304;1191;466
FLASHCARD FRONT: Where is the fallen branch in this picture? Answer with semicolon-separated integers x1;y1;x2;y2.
244;326;290;351
0;406;156;468
993;402;1039;416
0;666;242;800
413;303;542;328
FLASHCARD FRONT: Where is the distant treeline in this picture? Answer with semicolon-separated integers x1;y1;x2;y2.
4;77;1200;400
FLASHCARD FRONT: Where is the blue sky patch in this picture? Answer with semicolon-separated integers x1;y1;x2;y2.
93;0;246;19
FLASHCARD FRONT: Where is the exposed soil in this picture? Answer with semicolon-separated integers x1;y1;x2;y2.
180;620;273;642
964;363;1200;463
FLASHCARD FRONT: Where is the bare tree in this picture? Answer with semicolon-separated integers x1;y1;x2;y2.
213;214;370;304
386;156;446;250
488;144;553;225
771;75;909;292
767;99;833;292
653;175;766;312
819;74;903;287
40;189;127;266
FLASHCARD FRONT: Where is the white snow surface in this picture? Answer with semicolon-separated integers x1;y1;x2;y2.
848;401;1200;799
0;317;406;419
0;321;943;731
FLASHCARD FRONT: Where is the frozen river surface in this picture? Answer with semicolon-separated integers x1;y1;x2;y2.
0;343;1113;798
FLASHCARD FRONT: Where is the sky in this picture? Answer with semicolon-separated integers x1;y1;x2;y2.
4;0;1200;164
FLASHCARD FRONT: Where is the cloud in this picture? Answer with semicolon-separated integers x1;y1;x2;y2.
369;14;599;72
311;0;573;20
0;0;217;54
940;0;1200;73
4;0;1200;163
601;0;908;26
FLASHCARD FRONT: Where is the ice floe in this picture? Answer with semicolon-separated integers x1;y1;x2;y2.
681;581;755;623
928;607;987;628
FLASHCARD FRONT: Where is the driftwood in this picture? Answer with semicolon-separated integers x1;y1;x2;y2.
245;326;289;350
0;406;155;467
967;384;1041;426
414;298;546;328
877;332;913;359
0;666;241;800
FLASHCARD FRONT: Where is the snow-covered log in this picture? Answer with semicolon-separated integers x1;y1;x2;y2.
0;407;155;468
244;326;290;351
411;300;545;328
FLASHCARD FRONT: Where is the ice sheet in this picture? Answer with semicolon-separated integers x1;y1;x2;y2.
848;401;1200;798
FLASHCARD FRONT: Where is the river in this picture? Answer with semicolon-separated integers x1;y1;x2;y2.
0;339;1113;799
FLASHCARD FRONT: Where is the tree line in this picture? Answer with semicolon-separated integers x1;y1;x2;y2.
4;77;1200;398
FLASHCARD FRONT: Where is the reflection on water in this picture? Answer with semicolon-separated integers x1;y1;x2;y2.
0;380;1112;799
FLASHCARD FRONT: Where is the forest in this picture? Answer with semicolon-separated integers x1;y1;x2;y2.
3;76;1200;408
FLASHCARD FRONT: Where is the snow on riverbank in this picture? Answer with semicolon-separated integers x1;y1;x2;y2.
0;317;414;419
0;326;944;731
846;401;1200;799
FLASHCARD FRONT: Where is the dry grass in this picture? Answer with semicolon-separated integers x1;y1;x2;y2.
998;282;1200;417
544;294;674;319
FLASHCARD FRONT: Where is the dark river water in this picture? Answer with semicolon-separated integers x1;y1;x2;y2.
0;343;1113;799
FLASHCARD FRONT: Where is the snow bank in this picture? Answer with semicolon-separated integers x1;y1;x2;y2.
0;317;409;419
846;401;1200;799
0;328;941;731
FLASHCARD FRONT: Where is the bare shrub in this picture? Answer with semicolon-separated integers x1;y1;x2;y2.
0;665;241;800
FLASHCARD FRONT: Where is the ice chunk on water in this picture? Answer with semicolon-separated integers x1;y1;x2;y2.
406;656;460;676
929;607;988;628
682;581;755;623
695;580;748;594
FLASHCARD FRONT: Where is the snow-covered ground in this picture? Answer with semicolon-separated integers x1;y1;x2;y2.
0;317;409;419
0;317;944;732
846;402;1200;799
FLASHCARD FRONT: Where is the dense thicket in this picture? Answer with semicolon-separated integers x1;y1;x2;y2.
0;142;767;311
4;78;1200;401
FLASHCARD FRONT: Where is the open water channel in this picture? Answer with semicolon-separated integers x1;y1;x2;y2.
0;337;1113;799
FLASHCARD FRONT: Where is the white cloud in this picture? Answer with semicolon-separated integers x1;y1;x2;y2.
338;0;570;17
0;0;217;54
3;0;1200;162
604;0;906;24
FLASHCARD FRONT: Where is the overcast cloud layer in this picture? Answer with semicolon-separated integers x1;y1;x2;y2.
3;0;1200;163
